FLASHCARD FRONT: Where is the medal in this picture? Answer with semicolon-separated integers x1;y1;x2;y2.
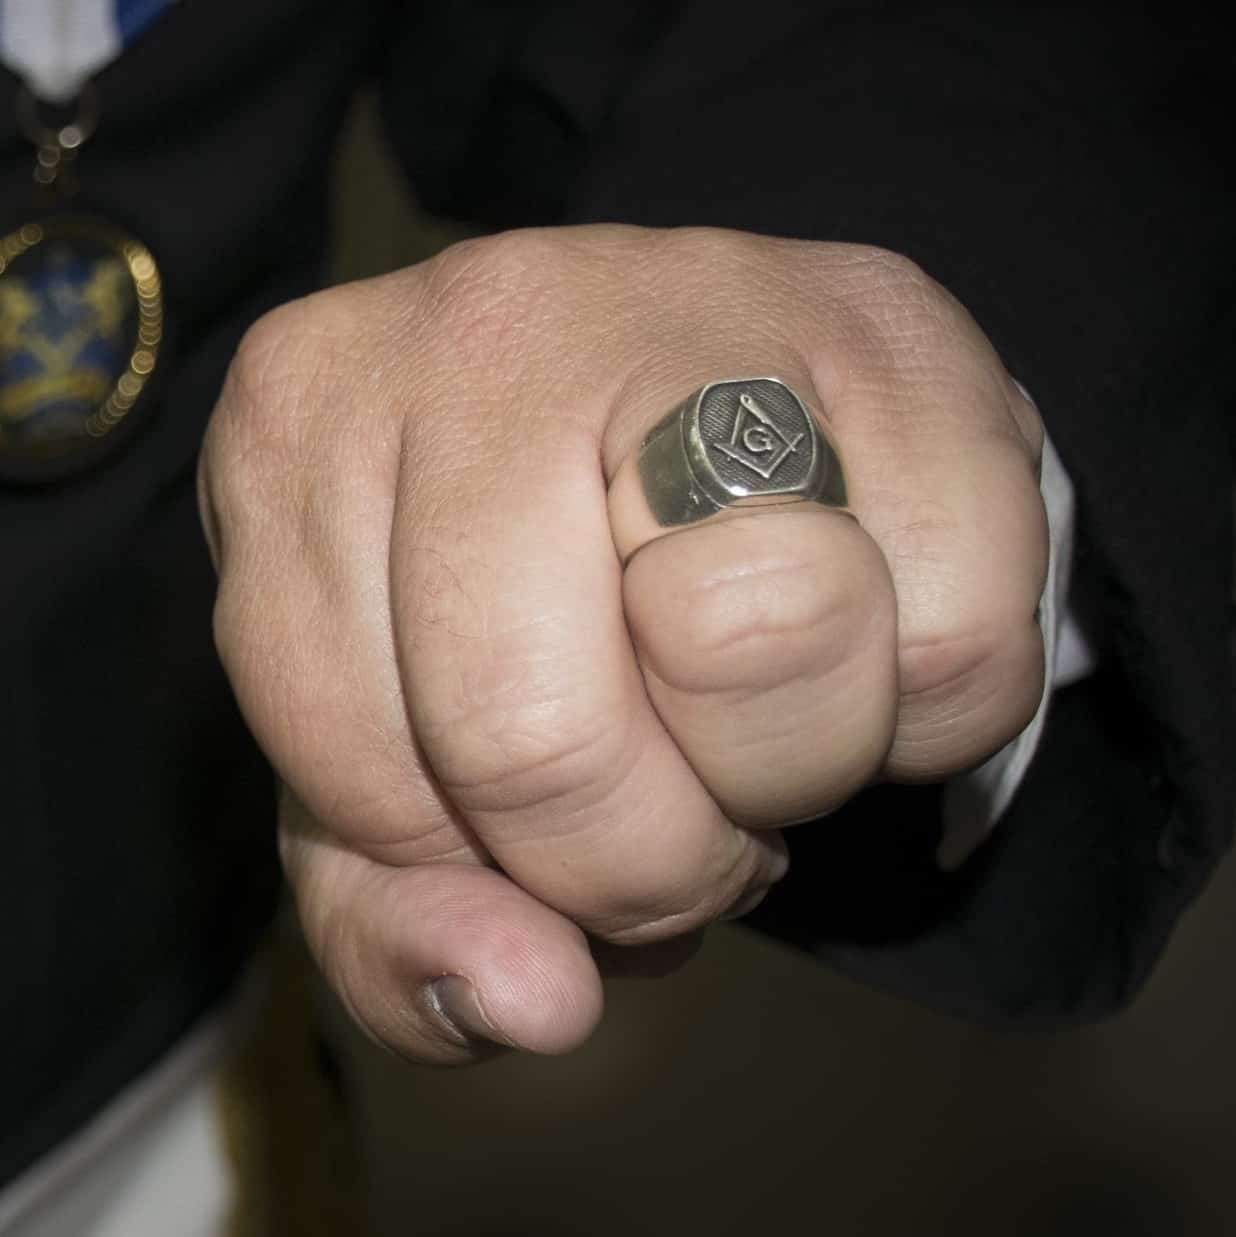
1;0;176;483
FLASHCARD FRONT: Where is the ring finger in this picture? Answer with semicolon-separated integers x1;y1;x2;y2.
609;375;899;827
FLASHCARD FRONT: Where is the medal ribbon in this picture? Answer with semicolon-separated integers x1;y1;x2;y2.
0;0;177;104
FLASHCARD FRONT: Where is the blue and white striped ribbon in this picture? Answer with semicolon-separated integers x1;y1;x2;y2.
1;0;177;103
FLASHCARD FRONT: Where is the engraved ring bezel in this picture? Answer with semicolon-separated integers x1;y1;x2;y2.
609;375;850;562
682;376;827;509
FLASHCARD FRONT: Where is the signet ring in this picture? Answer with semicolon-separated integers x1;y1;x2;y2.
607;376;850;563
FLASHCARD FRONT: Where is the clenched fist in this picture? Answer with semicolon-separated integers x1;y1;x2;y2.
198;226;1046;1063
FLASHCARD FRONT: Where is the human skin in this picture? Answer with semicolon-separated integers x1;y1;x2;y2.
198;225;1046;1064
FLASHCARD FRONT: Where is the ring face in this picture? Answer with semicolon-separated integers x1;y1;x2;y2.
687;378;822;506
629;375;848;544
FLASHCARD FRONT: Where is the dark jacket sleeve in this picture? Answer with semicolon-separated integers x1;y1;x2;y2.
380;1;1235;1025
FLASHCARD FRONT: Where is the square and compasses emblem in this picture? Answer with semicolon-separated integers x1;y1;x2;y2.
711;389;805;480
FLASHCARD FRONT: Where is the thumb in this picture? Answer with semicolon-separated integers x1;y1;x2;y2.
281;791;604;1064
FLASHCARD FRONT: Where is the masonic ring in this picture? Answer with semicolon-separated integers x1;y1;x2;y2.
607;376;849;562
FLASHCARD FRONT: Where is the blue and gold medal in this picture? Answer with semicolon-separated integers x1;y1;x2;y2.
1;0;175;483
0;213;164;482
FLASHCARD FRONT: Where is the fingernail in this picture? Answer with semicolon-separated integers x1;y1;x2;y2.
425;976;514;1048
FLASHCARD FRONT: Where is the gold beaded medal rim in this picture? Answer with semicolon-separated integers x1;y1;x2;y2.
0;214;164;451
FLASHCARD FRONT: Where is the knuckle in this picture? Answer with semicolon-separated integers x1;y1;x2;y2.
659;225;762;269
405;546;634;819
900;619;1005;700
229;296;343;413
424;672;628;818
418;229;563;354
898;617;1045;743
208;567;261;682
679;567;844;692
589;837;768;946
826;246;1040;463
212;292;358;473
840;246;973;366
631;532;877;698
650;228;792;312
848;245;943;311
229;300;310;401
203;287;391;589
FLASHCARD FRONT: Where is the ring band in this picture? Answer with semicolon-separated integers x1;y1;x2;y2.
608;376;849;562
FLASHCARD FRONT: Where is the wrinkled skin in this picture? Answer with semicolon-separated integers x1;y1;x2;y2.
199;226;1045;1063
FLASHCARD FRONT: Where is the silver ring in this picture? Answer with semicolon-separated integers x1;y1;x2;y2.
609;376;849;561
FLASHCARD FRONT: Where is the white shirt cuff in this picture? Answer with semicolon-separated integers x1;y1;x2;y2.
936;422;1097;871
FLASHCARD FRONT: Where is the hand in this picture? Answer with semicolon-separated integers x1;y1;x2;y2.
199;226;1046;1063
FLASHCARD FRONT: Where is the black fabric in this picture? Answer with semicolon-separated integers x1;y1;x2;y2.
0;0;382;1188
757;669;1195;1026
1;0;1230;1188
